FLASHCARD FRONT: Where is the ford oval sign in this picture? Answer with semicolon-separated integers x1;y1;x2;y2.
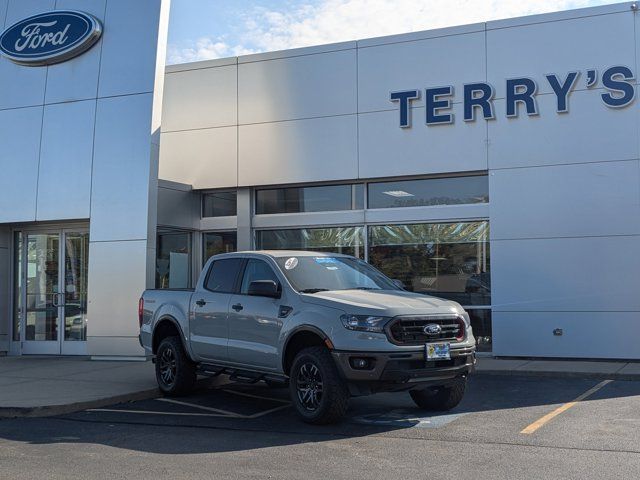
0;10;102;66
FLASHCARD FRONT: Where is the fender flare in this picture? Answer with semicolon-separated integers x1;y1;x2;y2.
281;324;331;372
152;315;189;354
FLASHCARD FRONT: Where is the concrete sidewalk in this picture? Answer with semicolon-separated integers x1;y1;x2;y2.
475;357;640;380
0;356;158;418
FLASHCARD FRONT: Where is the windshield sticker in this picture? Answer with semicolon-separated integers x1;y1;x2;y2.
284;257;298;270
314;257;338;264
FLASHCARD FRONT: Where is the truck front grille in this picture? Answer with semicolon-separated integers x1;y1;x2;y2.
386;315;465;345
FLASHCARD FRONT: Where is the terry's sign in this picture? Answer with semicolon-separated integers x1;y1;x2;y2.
391;66;635;128
0;10;102;66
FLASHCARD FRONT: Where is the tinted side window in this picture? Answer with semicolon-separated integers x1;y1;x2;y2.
240;259;279;294
205;258;243;293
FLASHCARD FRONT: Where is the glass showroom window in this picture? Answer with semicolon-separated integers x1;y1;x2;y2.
256;226;365;259
203;231;237;264
156;231;192;289
368;175;488;209
256;184;364;214
202;191;237;217
368;221;492;352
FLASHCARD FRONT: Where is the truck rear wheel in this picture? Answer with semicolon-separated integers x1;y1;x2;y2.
410;378;466;411
289;346;349;424
156;336;196;396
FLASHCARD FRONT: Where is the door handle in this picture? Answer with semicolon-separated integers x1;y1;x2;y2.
195;299;206;307
52;293;65;307
232;303;243;312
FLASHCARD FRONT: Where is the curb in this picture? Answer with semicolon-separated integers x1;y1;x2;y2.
473;369;640;381
0;388;160;419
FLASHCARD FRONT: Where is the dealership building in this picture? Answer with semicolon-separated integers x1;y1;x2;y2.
1;1;639;360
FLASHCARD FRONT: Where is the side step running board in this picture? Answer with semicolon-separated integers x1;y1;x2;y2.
196;364;288;386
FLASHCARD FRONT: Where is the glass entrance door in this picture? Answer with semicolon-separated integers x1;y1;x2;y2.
16;229;89;355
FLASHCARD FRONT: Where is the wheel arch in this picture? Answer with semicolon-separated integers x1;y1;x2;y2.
281;325;331;375
152;315;188;355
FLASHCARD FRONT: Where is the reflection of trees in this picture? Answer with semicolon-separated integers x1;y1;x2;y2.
368;222;491;306
258;228;365;259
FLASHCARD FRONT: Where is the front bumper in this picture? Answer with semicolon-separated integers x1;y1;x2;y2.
331;345;475;395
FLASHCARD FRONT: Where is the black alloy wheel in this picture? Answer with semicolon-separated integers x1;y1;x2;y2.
296;362;324;411
289;346;349;424
155;336;196;396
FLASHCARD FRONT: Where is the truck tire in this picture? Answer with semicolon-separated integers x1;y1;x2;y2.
289;346;349;424
156;336;196;396
410;378;466;411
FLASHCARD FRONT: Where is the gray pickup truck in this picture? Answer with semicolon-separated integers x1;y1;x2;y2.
139;251;476;424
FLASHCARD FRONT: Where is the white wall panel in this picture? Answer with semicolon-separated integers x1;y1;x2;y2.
238;115;358;186
90;94;154;242
0;58;46;110
491;235;640;313
490;160;640;240
0;0;54;109
238;49;357;124
98;0;163;97
493;311;640;359
86;239;147;337
488;90;638;169
358;32;486;113
358;105;487;179
36;100;95;221
0;106;42;222
0;0;8;27
487;12;635;98
159;127;237;189
4;0;54;24
44;0;106;104
162;65;237;132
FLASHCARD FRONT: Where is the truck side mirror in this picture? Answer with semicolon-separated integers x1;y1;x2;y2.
392;279;406;290
248;280;281;298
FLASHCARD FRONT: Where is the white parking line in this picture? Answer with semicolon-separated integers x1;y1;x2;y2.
222;389;291;404
156;398;243;417
244;404;291;418
87;390;292;420
87;408;230;418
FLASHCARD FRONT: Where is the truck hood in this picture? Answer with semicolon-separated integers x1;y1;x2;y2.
300;289;463;316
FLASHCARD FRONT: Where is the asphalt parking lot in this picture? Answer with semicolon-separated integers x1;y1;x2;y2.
1;374;639;479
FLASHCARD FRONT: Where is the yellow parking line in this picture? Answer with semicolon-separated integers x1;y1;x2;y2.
520;379;613;434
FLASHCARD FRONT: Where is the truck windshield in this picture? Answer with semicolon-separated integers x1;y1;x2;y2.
274;256;400;293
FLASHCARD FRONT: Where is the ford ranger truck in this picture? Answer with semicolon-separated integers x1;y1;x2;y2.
139;251;476;424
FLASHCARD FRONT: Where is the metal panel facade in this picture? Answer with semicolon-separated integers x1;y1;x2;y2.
159;2;640;359
0;0;170;356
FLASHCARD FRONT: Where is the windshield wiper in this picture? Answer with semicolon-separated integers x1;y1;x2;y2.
299;288;330;294
347;287;380;291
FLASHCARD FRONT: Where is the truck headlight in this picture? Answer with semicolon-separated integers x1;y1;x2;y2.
340;314;390;333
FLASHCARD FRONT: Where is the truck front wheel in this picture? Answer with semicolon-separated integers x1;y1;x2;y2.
289;346;349;424
410;378;466;411
156;336;196;396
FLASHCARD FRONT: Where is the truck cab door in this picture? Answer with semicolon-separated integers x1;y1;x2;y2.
227;258;285;371
189;257;243;363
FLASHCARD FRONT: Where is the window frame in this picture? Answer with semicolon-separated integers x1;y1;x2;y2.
255;183;364;215
366;174;489;210
203;257;245;294
237;258;282;296
201;190;238;218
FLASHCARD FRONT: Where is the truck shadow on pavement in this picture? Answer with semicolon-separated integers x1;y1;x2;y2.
0;374;639;455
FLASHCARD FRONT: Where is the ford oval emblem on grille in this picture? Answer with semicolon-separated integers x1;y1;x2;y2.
423;323;442;335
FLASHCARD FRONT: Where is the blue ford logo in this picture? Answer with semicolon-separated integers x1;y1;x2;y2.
423;323;442;335
0;10;102;66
